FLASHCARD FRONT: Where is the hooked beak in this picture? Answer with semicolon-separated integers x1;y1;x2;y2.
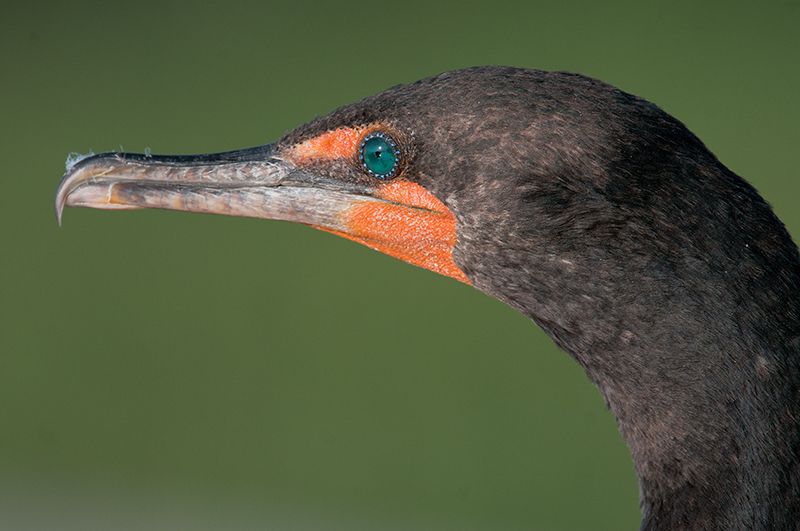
55;143;372;232
54;141;470;283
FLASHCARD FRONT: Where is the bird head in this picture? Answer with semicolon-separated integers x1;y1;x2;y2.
54;66;800;529
57;66;758;348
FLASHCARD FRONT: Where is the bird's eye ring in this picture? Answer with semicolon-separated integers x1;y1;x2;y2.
359;132;399;178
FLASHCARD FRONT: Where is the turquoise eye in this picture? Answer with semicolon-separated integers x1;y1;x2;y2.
360;132;399;178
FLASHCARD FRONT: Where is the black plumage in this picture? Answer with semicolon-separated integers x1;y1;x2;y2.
57;66;800;530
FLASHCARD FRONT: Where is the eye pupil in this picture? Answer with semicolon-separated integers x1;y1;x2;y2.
361;133;398;177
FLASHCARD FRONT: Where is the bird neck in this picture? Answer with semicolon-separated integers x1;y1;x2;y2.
525;290;800;530
547;291;800;530
596;339;800;531
459;240;800;530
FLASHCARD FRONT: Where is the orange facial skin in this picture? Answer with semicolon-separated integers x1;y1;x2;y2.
329;180;470;284
289;127;470;284
288;127;366;162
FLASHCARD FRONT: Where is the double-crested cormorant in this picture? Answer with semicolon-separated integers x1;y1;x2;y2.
55;66;800;530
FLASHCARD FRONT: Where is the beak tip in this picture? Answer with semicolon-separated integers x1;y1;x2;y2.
55;174;70;227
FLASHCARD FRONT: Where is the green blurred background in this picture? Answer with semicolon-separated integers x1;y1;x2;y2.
2;1;798;529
